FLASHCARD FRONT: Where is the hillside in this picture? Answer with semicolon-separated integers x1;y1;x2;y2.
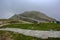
10;11;56;23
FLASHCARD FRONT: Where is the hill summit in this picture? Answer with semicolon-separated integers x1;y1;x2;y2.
10;11;56;23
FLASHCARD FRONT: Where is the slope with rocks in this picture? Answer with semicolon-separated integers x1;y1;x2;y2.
10;11;56;23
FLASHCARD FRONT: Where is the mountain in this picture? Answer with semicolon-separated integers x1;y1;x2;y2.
10;11;56;23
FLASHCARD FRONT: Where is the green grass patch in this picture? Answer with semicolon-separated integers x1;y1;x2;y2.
2;23;60;31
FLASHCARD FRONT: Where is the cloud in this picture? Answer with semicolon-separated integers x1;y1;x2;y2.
0;0;60;20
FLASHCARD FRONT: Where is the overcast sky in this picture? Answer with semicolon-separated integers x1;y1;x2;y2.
0;0;60;20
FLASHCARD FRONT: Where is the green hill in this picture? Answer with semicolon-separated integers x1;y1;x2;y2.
10;11;56;23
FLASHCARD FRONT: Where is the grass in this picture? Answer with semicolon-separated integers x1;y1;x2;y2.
0;31;40;40
1;23;60;31
0;31;60;40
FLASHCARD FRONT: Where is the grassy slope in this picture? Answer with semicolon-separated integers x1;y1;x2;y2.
0;31;60;40
18;20;32;24
19;11;55;21
0;31;40;40
20;11;46;18
10;11;56;22
2;23;60;31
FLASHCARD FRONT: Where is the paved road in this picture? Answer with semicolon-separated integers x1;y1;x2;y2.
0;28;60;39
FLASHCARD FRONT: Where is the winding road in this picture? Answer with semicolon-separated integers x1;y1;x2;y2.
0;28;60;39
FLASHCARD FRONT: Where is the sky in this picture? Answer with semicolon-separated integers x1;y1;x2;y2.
0;0;60;20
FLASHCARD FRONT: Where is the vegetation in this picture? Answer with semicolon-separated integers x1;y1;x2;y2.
0;31;40;40
2;23;60;31
0;31;60;40
20;11;53;20
8;20;19;23
10;11;56;23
